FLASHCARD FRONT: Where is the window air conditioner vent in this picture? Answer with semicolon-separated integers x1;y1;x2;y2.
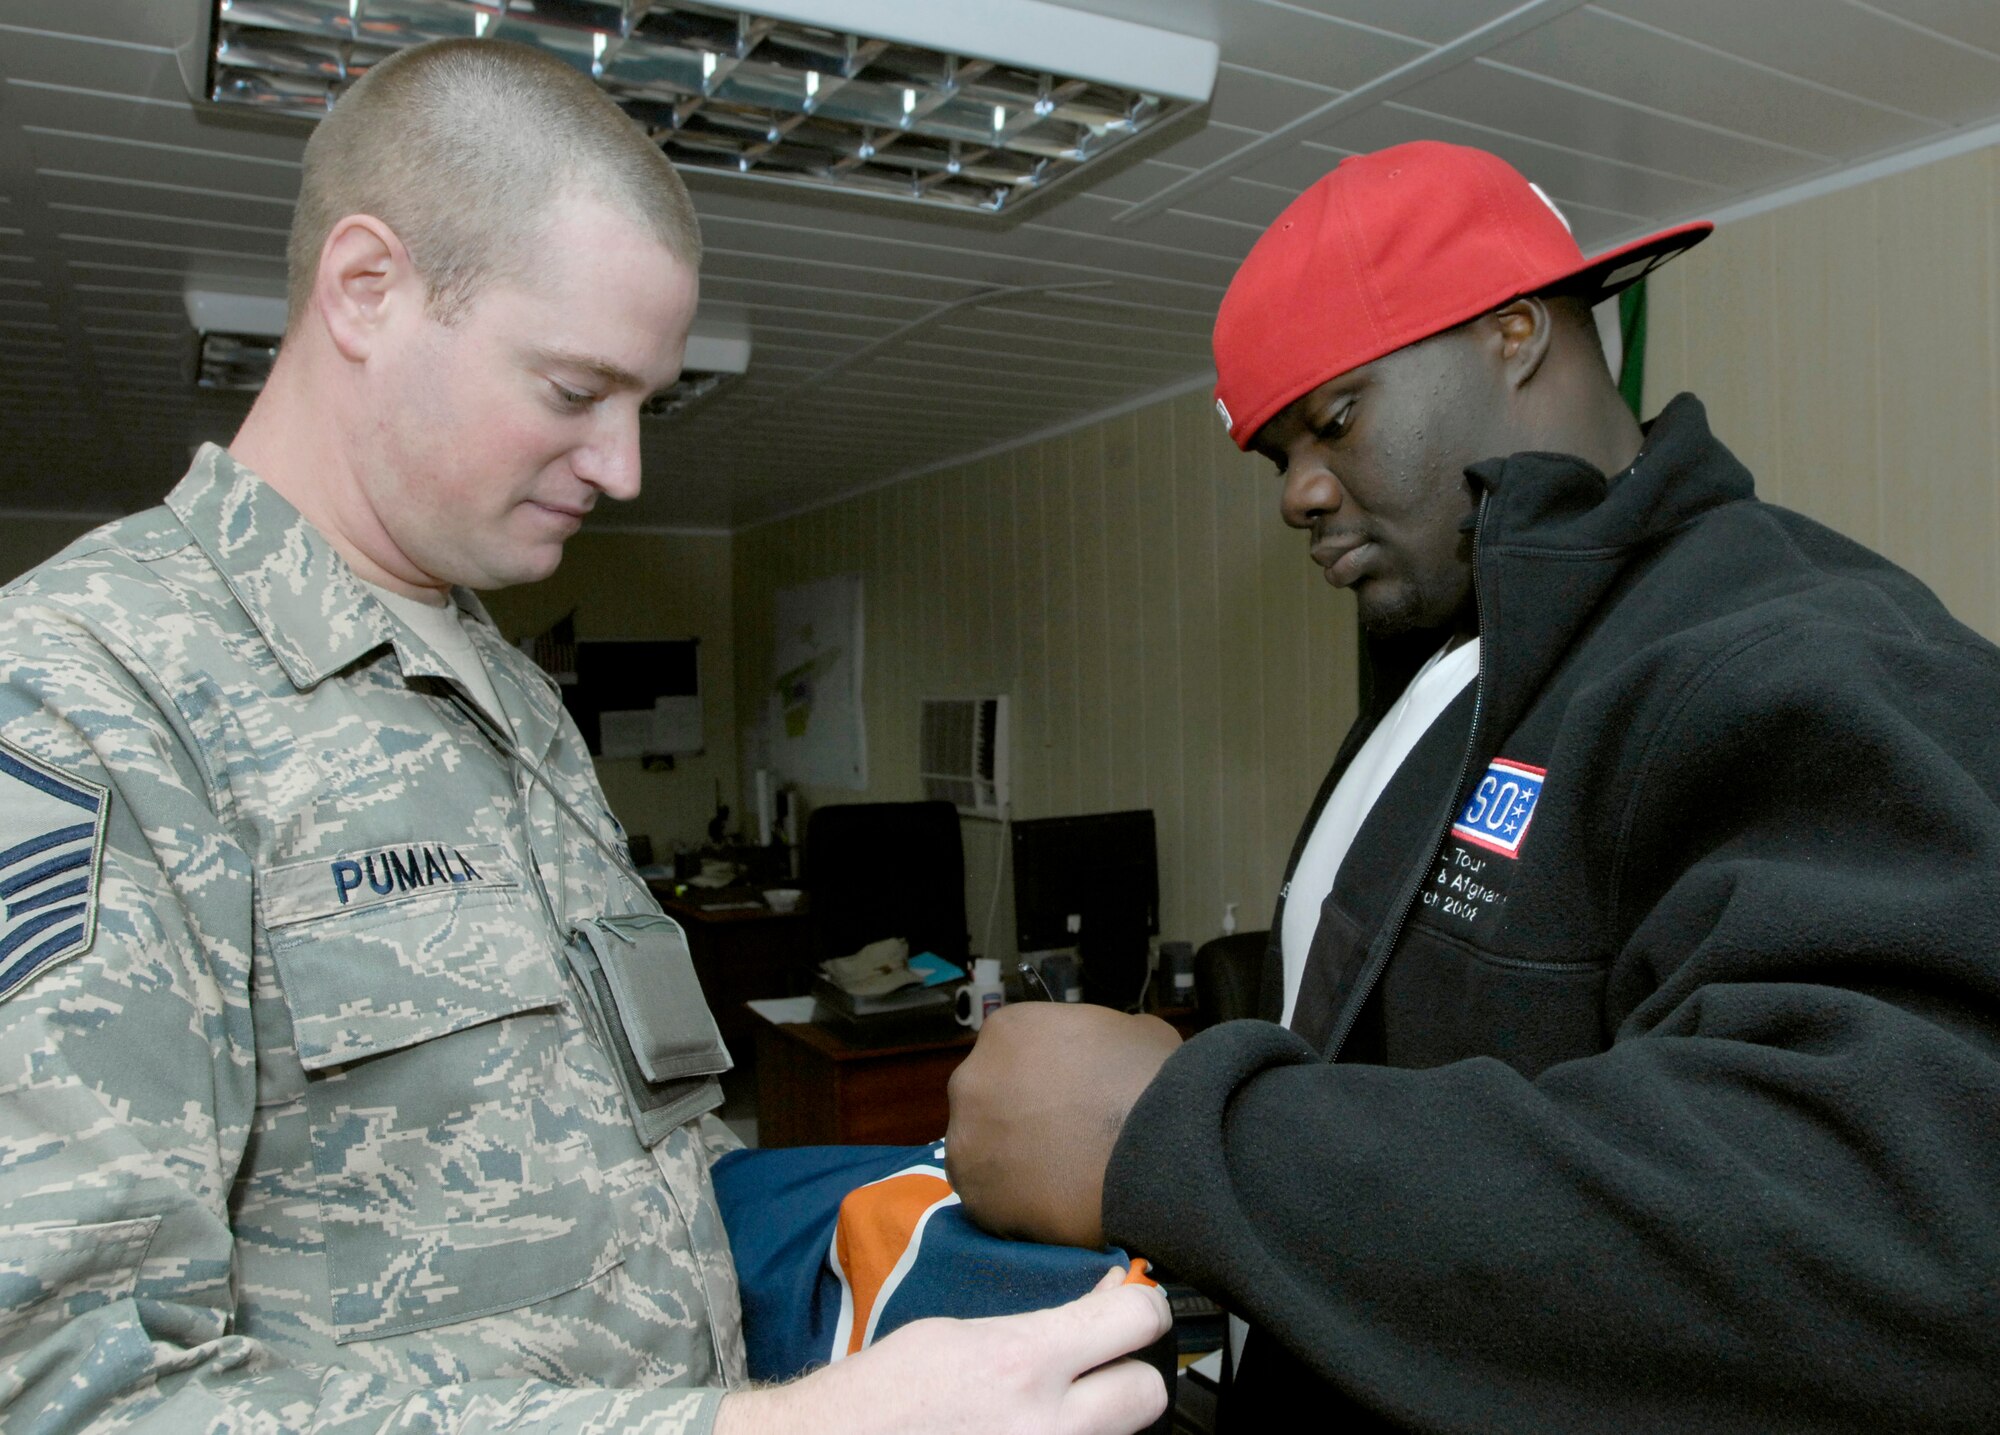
920;696;1009;819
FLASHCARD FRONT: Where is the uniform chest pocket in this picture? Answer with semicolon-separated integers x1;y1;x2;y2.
267;881;622;1344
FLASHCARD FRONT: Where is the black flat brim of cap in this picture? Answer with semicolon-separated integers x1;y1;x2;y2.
1564;220;1714;303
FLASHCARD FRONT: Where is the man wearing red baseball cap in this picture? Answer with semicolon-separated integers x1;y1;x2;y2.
948;141;2000;1429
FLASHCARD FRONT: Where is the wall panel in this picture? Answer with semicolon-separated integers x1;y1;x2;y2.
1646;143;2000;643
734;387;1360;963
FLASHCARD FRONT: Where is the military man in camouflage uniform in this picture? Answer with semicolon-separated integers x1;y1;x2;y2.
0;36;1169;1435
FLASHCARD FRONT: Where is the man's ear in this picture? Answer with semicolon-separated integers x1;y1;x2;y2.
313;214;419;363
1489;296;1555;392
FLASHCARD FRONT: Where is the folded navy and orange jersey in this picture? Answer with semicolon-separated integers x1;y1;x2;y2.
712;1142;1153;1382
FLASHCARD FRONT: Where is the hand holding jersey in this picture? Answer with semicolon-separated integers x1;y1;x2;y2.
718;1267;1170;1435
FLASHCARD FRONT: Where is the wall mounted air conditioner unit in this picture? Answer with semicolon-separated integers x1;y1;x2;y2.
920;696;1009;819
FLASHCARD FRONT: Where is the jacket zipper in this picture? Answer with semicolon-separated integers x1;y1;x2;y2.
1324;490;1490;1062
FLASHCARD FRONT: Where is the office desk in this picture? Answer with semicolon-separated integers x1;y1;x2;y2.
651;886;815;1059
754;1016;973;1148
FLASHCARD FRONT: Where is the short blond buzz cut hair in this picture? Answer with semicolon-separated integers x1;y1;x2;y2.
286;36;702;331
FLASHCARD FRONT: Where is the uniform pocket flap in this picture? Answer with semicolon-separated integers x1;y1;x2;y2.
576;913;732;1084
270;883;567;1071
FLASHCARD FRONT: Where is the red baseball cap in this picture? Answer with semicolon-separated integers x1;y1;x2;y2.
1211;141;1711;449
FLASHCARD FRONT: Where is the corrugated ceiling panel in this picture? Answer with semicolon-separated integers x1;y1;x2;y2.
1213;7;1424;88
1399;59;1814;188
1596;0;2000;128
1278;0;1525;45
1207;63;1340;133
1845;0;2000;56
1487;6;1943;156
1318;101;1727;219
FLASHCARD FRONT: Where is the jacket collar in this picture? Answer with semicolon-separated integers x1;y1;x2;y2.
1464;392;1753;756
167;444;397;690
1465;392;1753;558
1355;394;1753;740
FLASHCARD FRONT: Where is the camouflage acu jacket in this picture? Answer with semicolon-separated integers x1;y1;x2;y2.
0;447;745;1432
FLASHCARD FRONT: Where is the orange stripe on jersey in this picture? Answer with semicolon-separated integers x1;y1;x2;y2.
833;1170;955;1356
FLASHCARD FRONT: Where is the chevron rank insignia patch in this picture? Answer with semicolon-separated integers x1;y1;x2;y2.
0;739;108;1001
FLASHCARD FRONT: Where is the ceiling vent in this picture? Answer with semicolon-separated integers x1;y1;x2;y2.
920;695;1008;819
200;1;1217;215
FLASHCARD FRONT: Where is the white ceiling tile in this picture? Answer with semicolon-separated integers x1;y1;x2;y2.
54;208;285;260
932;315;1210;359
35;171;297;228
1078;156;1205;205
1164;174;1305;229
1867;0;2000;55
0;30;189;105
1235;139;1364;195
979;292;1218;335
1211;6;1426;90
1268;0;1528;46
0;2;197;52
1485;7;1942;156
1594;0;2000;128
1029;194;1261;261
11;89;307;167
1129;118;1267;172
1398;59;1816;189
18;126;303;200
1310;105;1723;217
1208;63;1340;133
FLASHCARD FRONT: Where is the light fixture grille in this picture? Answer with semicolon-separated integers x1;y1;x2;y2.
192;326;732;415
196;331;282;391
206;0;1197;213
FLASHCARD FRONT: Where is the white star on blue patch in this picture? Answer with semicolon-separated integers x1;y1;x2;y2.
0;739;108;1000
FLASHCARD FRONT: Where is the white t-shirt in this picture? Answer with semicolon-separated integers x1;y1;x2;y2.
369;584;508;729
1278;636;1480;1028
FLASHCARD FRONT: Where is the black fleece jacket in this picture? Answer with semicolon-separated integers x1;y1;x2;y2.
1104;396;2000;1432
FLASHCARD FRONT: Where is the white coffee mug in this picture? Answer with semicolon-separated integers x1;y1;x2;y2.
954;982;1004;1030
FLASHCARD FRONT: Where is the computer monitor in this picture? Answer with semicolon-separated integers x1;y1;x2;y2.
1011;810;1158;1008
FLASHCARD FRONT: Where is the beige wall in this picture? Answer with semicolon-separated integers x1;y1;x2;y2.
734;390;1360;961
484;529;738;860
1646;142;2000;643
0;517;106;586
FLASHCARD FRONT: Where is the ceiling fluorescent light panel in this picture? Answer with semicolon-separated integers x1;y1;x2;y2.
206;0;1219;214
181;276;751;413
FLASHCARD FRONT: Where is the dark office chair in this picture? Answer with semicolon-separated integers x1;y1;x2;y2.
1193;930;1271;1028
804;800;971;967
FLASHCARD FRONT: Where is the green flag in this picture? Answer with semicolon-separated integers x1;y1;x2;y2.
1617;278;1647;420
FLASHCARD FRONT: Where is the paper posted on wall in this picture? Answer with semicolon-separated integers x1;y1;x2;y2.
769;573;866;791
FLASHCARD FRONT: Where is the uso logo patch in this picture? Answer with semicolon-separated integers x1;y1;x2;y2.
0;739;108;1000
1451;758;1546;860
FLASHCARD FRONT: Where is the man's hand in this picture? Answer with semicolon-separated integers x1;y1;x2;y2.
945;1004;1183;1248
714;1266;1172;1435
